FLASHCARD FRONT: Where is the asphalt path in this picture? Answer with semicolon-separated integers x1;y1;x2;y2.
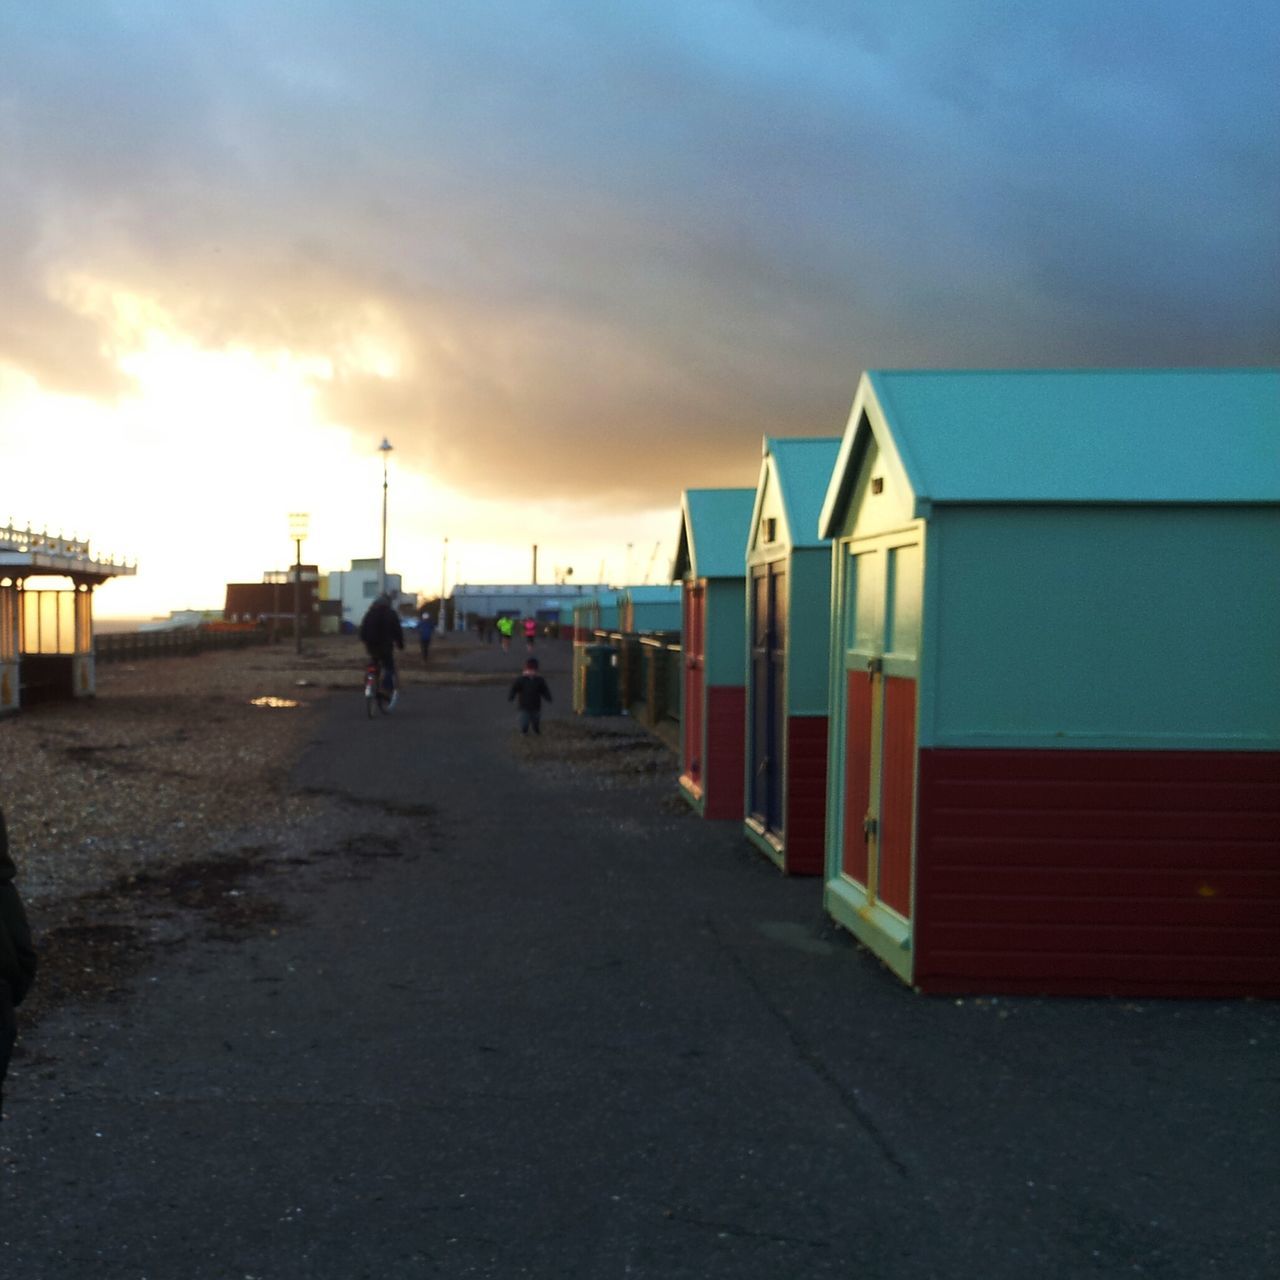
1;635;1276;1278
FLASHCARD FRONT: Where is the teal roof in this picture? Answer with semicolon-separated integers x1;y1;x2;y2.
673;488;756;580
621;585;681;604
821;369;1280;533
756;437;843;550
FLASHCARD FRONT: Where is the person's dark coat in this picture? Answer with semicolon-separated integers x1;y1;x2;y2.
359;599;404;654
0;808;37;1008
508;673;553;713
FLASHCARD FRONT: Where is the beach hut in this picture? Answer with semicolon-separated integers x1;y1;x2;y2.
617;585;682;635
744;437;842;873
673;488;756;819
819;369;1280;997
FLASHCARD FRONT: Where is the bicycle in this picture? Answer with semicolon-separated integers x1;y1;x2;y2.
364;657;397;717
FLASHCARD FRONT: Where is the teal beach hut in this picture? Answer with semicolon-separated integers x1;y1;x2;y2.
744;436;842;874
617;585;682;635
820;369;1280;997
673;488;756;819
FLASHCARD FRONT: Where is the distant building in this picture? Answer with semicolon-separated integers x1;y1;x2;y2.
451;583;610;628
224;565;322;634
322;559;403;632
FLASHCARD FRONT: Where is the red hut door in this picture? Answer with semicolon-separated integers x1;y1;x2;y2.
839;534;922;921
682;582;706;795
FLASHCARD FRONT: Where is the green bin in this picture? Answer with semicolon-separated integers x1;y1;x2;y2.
583;644;621;716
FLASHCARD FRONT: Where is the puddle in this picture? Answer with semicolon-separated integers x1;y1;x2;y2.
249;696;300;708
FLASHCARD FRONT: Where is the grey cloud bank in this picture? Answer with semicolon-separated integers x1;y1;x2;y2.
1;0;1276;504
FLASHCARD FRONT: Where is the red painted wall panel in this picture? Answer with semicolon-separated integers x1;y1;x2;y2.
841;672;873;883
914;748;1280;997
681;586;705;793
878;678;916;917
704;685;746;819
783;714;828;875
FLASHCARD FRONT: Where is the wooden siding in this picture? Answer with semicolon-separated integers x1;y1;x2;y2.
878;677;916;916
703;685;747;819
841;670;873;883
913;748;1280;996
783;714;828;875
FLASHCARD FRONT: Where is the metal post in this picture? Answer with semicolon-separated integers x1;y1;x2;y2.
441;535;448;619
379;438;393;595
288;512;309;655
293;537;302;655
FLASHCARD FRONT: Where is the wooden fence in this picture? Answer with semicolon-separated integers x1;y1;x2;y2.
95;626;270;663
594;630;681;749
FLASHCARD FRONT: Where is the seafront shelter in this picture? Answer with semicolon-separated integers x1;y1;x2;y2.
0;523;136;712
673;488;755;819
819;368;1280;997
744;437;842;874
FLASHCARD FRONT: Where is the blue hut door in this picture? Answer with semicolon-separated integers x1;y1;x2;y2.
749;564;787;836
839;534;921;922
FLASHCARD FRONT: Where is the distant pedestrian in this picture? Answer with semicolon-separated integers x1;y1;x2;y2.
418;612;436;665
508;657;553;735
523;617;537;650
0;806;38;1121
496;615;514;652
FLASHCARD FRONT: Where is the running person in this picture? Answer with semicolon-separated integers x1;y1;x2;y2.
359;593;405;707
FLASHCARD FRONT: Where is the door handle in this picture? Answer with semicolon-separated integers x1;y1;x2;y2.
863;816;878;841
866;657;883;675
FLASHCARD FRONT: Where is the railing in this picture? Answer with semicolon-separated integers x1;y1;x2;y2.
0;521;132;569
95;624;269;663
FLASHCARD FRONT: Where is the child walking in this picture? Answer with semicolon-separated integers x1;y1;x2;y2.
508;657;553;735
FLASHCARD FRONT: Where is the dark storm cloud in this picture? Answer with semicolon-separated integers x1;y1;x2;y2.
1;0;1276;503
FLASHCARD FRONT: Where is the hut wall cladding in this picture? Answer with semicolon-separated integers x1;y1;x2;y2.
911;748;1280;997
783;714;828;875
703;686;747;819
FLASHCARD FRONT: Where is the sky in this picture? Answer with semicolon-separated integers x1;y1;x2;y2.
2;0;1277;617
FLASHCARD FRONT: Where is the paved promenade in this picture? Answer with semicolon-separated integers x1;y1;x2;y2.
1;635;1276;1278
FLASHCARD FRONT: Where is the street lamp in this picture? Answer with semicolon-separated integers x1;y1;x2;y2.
441;535;449;621
378;438;393;596
288;512;309;655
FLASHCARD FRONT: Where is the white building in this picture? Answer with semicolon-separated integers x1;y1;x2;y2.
323;558;403;632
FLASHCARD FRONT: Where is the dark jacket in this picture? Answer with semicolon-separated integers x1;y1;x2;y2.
359;600;405;653
509;674;553;713
0;808;37;1007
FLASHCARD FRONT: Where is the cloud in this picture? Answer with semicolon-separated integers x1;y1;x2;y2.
1;0;1276;511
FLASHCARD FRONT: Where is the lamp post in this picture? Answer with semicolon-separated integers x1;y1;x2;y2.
441;535;449;623
288;512;309;655
378;438;393;595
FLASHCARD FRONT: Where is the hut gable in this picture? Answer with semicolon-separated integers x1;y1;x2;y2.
673;488;756;582
823;369;1280;534
749;437;843;553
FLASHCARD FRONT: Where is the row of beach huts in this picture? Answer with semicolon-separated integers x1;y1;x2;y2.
575;369;1279;999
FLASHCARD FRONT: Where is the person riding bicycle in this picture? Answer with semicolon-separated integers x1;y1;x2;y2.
359;592;405;706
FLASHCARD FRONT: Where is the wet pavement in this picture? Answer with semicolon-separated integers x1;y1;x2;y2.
1;634;1276;1278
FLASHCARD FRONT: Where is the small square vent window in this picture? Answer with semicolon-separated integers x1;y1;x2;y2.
871;477;885;495
763;517;777;542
